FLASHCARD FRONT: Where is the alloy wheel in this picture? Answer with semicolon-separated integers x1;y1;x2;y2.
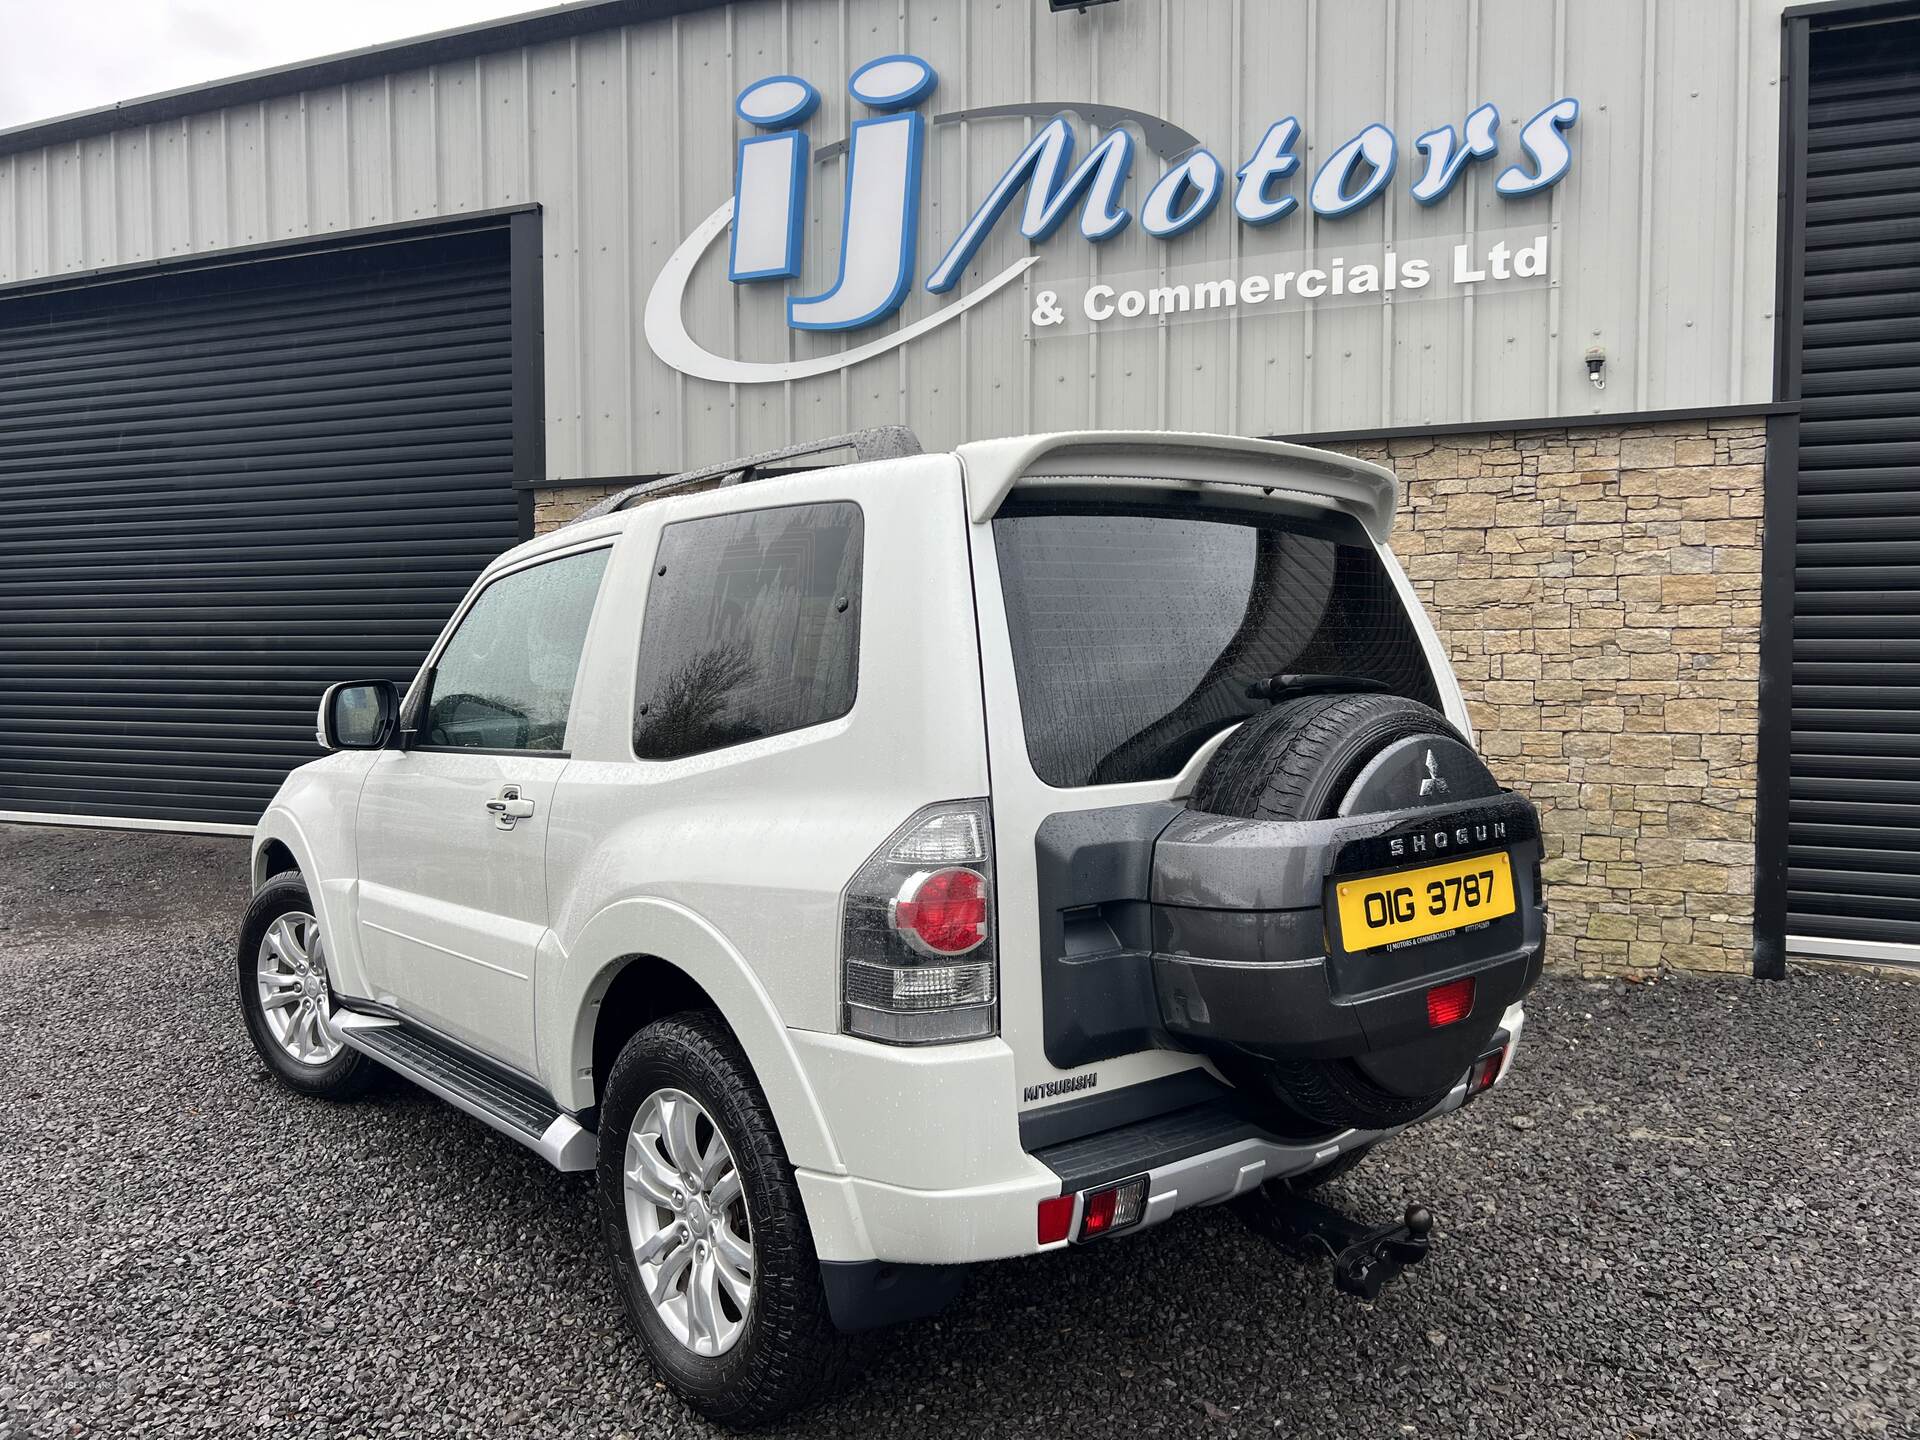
623;1087;756;1357
254;911;342;1066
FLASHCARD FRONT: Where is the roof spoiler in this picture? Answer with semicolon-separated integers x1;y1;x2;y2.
953;430;1400;542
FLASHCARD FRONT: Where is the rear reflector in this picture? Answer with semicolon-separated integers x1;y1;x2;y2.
1426;976;1476;1028
1077;1176;1148;1241
1037;1194;1075;1245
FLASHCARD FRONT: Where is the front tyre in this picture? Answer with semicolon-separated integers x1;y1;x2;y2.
598;1012;847;1426
236;872;373;1099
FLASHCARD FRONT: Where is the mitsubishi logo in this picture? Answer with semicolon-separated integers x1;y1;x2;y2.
1419;749;1448;798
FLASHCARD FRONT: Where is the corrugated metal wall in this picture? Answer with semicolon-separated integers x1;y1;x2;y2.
0;227;521;827
0;0;1784;478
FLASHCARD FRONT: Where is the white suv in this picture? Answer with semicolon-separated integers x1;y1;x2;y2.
239;428;1543;1425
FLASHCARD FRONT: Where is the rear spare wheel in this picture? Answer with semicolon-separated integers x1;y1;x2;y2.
1188;692;1509;1133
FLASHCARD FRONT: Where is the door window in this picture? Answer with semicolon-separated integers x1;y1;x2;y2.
421;547;611;753
633;503;863;760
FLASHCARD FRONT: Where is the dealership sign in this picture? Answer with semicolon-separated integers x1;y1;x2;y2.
645;53;1578;384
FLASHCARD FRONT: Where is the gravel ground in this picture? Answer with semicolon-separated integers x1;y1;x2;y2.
2;822;1917;1439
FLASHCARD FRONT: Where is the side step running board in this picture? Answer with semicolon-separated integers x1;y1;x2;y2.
330;1009;597;1172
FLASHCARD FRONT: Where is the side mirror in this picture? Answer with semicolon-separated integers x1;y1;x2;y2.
317;679;399;752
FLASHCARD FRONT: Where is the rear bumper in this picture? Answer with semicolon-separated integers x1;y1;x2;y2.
1153;922;1542;1063
798;1001;1524;1283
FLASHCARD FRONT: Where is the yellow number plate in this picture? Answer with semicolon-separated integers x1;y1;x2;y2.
1334;851;1515;952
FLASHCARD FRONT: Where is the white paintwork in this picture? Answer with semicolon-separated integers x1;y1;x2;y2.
954;429;1401;536
1380;543;1475;741
798;1001;1524;1266
356;748;562;1078
250;429;1528;1268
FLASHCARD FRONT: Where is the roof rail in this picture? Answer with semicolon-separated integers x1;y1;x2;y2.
571;426;924;523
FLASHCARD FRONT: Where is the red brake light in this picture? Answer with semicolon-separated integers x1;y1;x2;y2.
892;867;989;956
1074;1176;1148;1241
1080;1187;1118;1237
1037;1194;1075;1245
842;800;997;1045
1427;977;1476;1028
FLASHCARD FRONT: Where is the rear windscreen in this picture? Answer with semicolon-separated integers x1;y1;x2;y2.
992;501;1441;788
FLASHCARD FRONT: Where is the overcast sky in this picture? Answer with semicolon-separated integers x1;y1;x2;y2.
0;0;547;131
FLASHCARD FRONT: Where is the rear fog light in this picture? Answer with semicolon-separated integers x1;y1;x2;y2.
1426;976;1476;1028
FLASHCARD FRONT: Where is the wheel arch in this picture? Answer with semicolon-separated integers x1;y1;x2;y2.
251;811;314;891
588;954;719;1114
542;897;844;1177
254;837;300;889
249;804;379;1001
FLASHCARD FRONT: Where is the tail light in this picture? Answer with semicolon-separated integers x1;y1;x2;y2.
842;799;997;1044
1034;1176;1150;1248
1078;1176;1148;1240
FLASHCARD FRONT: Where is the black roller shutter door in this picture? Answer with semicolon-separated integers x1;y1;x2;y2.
0;225;524;829
1787;15;1920;948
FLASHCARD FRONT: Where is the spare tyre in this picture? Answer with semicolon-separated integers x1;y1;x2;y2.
1184;690;1513;1133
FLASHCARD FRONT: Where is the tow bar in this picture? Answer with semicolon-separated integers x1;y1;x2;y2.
1255;1193;1435;1301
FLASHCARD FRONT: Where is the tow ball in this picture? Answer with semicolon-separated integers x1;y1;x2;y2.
1254;1193;1435;1301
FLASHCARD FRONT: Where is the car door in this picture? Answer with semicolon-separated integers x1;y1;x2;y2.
354;542;611;1077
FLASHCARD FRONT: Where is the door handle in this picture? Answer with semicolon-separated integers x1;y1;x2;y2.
486;785;536;829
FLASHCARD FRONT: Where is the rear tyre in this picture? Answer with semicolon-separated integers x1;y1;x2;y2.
236;872;374;1100
1194;693;1488;1132
598;1011;847;1426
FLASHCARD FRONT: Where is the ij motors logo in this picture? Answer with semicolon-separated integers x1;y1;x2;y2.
644;53;1578;384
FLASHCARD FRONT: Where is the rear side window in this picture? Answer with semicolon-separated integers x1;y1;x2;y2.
993;502;1439;788
634;502;863;760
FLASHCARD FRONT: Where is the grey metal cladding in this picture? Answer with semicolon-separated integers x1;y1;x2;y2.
0;0;1787;478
